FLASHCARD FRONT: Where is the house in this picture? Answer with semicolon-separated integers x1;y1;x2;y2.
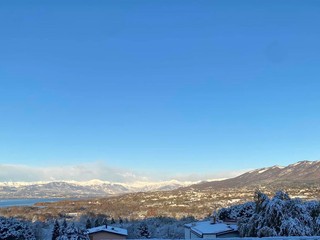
184;221;239;239
87;225;128;240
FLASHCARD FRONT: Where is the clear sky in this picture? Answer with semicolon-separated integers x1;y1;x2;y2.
1;0;320;182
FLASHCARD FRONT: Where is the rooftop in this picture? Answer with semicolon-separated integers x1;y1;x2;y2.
185;221;238;235
87;225;128;236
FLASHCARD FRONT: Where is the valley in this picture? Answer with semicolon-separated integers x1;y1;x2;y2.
0;161;320;222
0;182;319;222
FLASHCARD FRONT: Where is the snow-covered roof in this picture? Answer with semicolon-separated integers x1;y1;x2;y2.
185;221;238;236
87;225;128;236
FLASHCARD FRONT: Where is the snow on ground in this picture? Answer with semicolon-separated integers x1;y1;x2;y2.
258;168;268;174
87;225;128;236
185;221;238;236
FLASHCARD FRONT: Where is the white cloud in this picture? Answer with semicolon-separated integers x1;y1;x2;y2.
148;169;248;182
0;162;145;183
0;162;248;183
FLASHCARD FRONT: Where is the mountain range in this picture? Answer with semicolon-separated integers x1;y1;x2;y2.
0;179;195;199
1;160;319;199
186;160;320;190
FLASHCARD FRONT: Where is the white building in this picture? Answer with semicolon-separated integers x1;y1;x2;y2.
184;221;239;239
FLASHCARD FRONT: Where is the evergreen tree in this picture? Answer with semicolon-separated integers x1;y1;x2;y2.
85;219;92;229
52;219;60;240
60;219;67;234
111;217;116;224
57;223;89;240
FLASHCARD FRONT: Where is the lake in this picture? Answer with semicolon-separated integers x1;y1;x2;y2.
0;198;65;208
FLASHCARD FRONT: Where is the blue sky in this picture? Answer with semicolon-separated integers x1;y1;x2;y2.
0;1;320;182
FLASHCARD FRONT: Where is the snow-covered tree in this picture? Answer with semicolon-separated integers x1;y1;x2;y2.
236;190;320;237
52;219;60;240
0;216;36;240
138;222;150;238
57;222;89;240
60;219;68;235
218;201;255;221
257;226;277;237
124;216;194;239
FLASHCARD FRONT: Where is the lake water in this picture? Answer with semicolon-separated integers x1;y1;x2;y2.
0;198;65;208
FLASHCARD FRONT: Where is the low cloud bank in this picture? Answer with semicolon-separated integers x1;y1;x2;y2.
0;162;247;183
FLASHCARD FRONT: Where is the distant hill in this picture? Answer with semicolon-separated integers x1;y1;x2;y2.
1;160;319;199
0;179;194;199
1;160;320;221
185;160;320;190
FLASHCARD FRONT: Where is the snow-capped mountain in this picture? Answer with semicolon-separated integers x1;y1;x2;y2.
186;160;320;190
0;179;195;199
2;160;319;199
